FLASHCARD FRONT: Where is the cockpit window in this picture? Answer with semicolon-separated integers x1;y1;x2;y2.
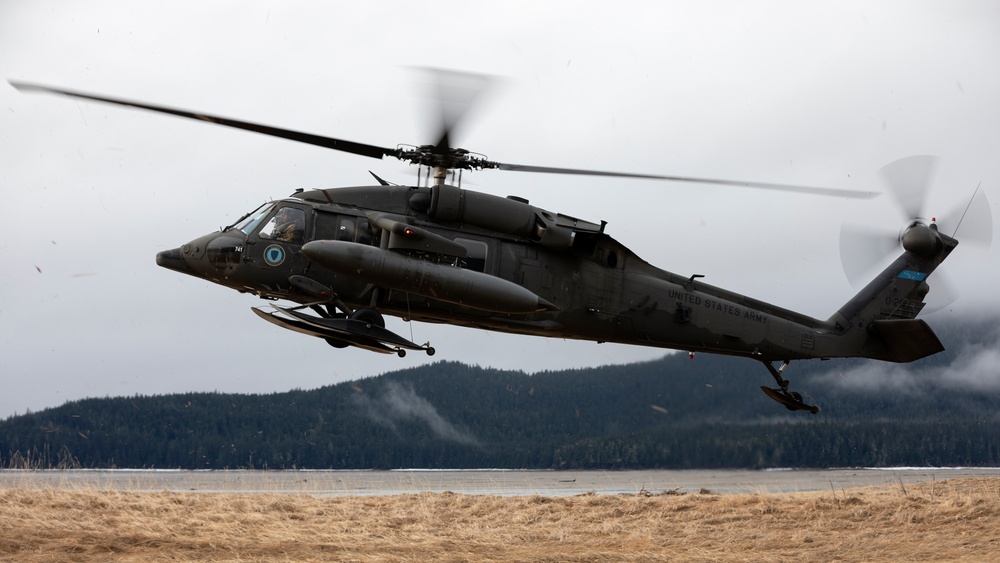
231;202;275;235
259;207;307;244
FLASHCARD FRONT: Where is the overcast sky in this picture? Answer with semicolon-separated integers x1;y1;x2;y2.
1;1;998;419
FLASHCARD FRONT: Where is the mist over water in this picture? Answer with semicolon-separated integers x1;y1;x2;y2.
352;381;480;446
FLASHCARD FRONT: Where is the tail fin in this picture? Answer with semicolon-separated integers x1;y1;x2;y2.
827;223;956;362
867;318;944;362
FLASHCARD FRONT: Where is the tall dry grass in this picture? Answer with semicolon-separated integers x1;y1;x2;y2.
1;478;998;562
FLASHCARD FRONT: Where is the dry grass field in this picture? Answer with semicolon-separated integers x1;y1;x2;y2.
1;478;998;562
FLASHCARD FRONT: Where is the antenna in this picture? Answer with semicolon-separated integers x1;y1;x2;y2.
950;182;983;239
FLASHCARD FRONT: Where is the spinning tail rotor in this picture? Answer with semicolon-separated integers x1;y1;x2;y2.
839;155;993;310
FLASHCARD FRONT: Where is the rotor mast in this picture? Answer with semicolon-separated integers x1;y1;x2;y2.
433;166;448;186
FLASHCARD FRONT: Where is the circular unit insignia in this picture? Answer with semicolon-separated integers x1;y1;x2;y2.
263;244;286;266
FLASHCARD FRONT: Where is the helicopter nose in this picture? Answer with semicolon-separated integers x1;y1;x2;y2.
156;247;195;275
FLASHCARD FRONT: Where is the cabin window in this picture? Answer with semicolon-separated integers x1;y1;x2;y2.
314;213;374;245
336;218;355;241
454;238;488;272
313;212;340;241
336;217;373;244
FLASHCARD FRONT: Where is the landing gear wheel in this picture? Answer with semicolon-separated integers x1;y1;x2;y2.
325;338;349;349
397;349;406;358
426;347;436;356
759;360;820;413
350;308;385;329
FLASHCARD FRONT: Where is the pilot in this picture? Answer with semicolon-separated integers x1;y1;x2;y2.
271;207;304;243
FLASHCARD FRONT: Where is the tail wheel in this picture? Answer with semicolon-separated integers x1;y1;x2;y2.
350;308;385;329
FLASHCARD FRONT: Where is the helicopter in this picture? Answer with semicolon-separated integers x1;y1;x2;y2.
11;76;984;414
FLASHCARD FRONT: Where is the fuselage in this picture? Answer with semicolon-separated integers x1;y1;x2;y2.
156;184;932;363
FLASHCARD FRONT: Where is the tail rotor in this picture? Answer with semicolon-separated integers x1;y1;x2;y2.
839;155;992;311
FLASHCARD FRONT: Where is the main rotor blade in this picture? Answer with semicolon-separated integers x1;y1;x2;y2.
10;79;883;199
9;81;397;161
495;162;879;199
418;68;494;154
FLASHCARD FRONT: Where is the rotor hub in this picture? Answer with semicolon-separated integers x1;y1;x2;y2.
395;144;497;172
901;221;942;258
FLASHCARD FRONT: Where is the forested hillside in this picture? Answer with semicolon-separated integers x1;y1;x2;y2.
3;317;998;469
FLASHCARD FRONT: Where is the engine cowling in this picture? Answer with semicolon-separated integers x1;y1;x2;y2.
419;184;604;249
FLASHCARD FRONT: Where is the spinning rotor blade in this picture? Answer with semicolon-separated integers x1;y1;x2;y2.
938;187;993;247
839;155;991;312
9;78;877;199
880;154;937;221
9;81;398;161
494;162;879;199
928;188;992;313
839;223;901;286
924;274;959;313
873;154;992;248
841;217;962;312
419;68;494;154
839;156;942;287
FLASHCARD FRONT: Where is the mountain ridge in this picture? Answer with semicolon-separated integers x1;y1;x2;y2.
2;316;998;469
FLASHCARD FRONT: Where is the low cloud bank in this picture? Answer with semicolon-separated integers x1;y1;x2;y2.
815;323;1000;394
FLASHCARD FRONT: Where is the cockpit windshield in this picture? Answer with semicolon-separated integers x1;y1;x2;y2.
230;202;276;235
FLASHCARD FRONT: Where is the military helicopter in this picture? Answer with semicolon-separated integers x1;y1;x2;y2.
12;76;987;414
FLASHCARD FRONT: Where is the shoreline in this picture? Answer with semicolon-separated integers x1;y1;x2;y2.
4;467;1000;497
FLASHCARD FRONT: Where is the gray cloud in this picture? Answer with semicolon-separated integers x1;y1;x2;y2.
815;326;1000;394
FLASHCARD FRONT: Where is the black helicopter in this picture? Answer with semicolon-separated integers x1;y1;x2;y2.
12;76;983;414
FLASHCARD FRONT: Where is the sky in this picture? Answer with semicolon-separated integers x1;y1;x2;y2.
1;1;998;419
